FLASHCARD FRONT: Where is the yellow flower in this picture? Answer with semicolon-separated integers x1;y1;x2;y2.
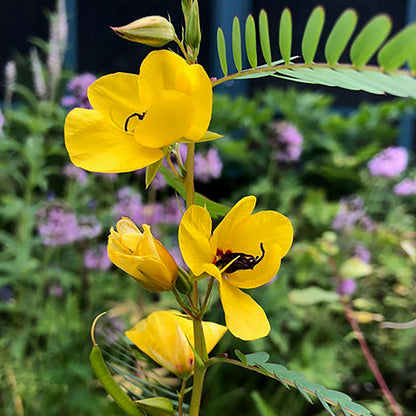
64;50;212;173
126;310;227;377
178;196;293;341
108;217;177;291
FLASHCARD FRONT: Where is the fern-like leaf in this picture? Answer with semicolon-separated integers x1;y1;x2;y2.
227;352;373;416
214;7;416;98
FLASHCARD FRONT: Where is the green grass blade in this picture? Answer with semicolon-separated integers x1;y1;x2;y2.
302;6;325;64
245;14;257;68
217;27;228;76
259;9;272;66
350;14;392;67
377;23;416;71
279;8;292;65
232;17;242;72
325;9;358;65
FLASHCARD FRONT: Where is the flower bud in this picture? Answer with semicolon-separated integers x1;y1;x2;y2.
111;16;176;47
107;217;178;291
185;0;201;53
126;311;227;377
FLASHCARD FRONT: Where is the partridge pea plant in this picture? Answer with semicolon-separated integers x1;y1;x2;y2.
64;2;416;416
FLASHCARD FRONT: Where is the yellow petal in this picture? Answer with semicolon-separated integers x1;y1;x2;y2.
226;243;282;289
138;50;189;108
179;205;214;276
126;311;194;376
228;211;293;257
116;217;143;252
210;196;256;251
134;89;194;148
219;276;270;340
173;313;227;354
202;263;222;281
88;72;144;130
178;64;212;141
64;108;164;173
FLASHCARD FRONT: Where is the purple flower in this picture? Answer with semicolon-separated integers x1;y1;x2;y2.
141;202;164;225
367;146;408;178
48;284;64;298
163;197;184;225
37;202;79;246
394;178;416;196
96;315;126;345
332;196;375;232
169;246;186;268
62;73;96;109
194;148;223;183
112;187;143;224
97;172;118;181
84;245;111;271
78;215;102;239
151;172;167;190
270;121;303;162
63;164;88;185
354;243;371;264
337;279;357;296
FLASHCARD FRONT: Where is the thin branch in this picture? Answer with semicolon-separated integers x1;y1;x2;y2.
380;318;416;329
342;303;403;416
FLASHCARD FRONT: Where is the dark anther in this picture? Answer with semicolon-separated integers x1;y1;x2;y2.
124;112;146;132
215;242;265;273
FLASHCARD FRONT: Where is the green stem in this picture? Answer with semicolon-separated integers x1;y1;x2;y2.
189;319;208;416
200;277;214;316
185;143;195;207
178;377;188;416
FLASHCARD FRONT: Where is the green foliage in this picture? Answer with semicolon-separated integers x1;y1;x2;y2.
215;7;416;97
238;352;372;416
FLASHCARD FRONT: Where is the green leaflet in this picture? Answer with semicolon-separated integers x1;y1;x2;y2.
325;9;358;65
213;7;416;97
377;23;416;71
245;14;257;68
279;8;292;65
350;14;392;67
235;352;373;416
145;158;164;189
232;17;242;72
159;166;229;219
217;27;228;76
259;10;272;66
302;6;325;64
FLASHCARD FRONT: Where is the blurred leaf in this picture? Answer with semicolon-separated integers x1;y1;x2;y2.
251;391;278;416
289;287;339;306
340;258;373;279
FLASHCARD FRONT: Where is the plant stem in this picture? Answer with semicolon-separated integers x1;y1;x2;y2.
200;277;215;316
342;303;403;416
189;318;208;416
178;378;188;416
184;143;195;207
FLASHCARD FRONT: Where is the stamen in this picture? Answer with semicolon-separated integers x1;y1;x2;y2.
124;112;147;132
215;242;266;273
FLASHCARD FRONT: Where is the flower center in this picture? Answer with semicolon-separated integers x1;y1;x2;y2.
124;112;147;132
215;243;265;273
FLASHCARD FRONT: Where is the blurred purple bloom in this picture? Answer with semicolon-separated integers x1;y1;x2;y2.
37;202;79;246
163;197;184;225
63;163;88;185
354;243;371;264
84;245;111;271
333;196;375;232
0;286;14;303
367;146;408;178
194;148;223;183
48;284;64;298
62;73;96;109
394;178;416;196
151;172;167;190
78;215;102;239
96;315;126;345
270;121;303;162
113;187;143;224
169;246;186;268
97;172;118;181
337;279;357;296
141;202;164;225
